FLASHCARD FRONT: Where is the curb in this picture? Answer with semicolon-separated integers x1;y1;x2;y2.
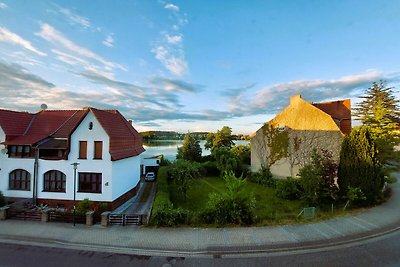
0;221;399;257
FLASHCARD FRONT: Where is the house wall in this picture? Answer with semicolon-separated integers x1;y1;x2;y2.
0;110;144;210
251;95;344;178
0;126;35;199
111;155;141;201
140;157;160;175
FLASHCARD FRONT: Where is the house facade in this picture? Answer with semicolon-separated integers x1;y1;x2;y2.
251;95;351;177
0;107;145;210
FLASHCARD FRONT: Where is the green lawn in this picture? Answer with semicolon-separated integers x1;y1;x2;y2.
169;176;306;225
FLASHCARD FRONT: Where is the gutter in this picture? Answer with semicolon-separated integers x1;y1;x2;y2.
32;138;52;206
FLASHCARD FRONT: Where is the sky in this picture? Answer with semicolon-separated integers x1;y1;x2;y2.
0;0;399;134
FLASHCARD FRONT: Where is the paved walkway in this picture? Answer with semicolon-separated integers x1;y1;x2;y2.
0;172;399;256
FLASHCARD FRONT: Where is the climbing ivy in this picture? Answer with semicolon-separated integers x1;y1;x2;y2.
262;123;289;167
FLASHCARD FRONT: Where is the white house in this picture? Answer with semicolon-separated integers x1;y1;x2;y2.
0;107;145;210
140;155;162;176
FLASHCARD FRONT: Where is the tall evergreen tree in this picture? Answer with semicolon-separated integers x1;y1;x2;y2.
353;81;400;142
338;126;384;204
177;133;202;162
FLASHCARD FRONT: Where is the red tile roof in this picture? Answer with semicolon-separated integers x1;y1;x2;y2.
0;108;144;160
313;99;352;135
91;108;145;160
0;109;33;141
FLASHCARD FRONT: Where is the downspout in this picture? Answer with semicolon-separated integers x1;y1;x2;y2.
32;138;50;206
33;146;39;206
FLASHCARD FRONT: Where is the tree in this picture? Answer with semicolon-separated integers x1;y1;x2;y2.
176;133;202;162
170;160;200;201
353;81;400;162
205;126;235;151
338;126;384;204
231;144;251;165
213;147;242;175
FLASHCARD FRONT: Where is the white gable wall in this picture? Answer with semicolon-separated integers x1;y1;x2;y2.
61;111;112;202
0;126;35;199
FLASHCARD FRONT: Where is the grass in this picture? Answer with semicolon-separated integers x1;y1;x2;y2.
167;176;372;226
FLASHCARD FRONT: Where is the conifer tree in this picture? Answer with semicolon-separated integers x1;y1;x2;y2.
177;133;202;162
353;81;399;162
338;126;384;204
353;81;400;137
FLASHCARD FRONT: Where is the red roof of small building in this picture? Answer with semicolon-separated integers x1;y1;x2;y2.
313;99;352;135
0;107;144;160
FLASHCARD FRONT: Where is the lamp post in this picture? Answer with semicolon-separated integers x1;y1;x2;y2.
71;162;79;226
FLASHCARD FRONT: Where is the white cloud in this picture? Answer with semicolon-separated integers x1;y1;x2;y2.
223;70;391;117
102;34;114;47
58;7;90;28
0;2;7;9
0;27;46;56
152;45;188;76
165;34;182;45
164;3;179;12
36;23;126;71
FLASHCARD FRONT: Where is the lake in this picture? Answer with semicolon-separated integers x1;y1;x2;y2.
141;140;250;160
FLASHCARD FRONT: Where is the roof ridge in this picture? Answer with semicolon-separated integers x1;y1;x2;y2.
48;110;81;137
22;113;37;136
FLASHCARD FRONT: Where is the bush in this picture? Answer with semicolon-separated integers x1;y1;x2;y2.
200;161;220;176
77;198;92;213
150;166;189;226
275;178;301;200
200;171;256;225
0;191;6;207
248;167;275;187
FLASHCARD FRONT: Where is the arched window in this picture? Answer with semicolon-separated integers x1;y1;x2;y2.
9;169;31;191
43;170;66;192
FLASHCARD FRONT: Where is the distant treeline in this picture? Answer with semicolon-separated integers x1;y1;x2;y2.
140;131;250;141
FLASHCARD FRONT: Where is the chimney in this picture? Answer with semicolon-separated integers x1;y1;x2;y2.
128;120;133;125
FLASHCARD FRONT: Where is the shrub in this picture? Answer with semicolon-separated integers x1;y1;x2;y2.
97;202;109;213
200;161;220;176
170;160;200;201
248;167;275;187
0;191;6;207
77;198;92;213
200;171;256;225
275;178;301;200
150;166;188;226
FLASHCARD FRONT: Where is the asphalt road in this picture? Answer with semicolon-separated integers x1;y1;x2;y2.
1;228;400;267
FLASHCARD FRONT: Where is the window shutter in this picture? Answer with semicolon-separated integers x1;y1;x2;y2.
79;141;87;159
94;141;103;159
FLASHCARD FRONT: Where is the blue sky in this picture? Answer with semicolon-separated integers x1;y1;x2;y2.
0;0;399;134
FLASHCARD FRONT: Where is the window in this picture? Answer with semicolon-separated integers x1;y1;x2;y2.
78;172;102;193
94;141;102;159
43;170;66;192
79;141;87;159
8;145;34;158
9;169;31;191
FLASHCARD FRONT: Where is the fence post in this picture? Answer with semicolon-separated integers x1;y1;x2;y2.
0;206;9;220
86;211;94;226
101;211;111;227
41;208;50;222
